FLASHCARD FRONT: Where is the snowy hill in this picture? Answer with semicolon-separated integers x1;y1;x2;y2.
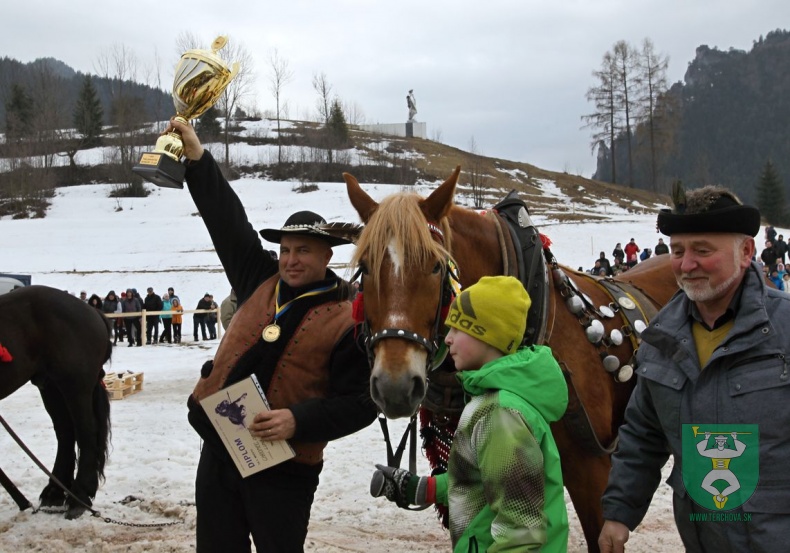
3;122;749;552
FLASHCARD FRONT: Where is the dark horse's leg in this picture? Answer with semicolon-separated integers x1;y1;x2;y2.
38;379;111;519
37;382;76;508
0;286;113;519
67;381;110;519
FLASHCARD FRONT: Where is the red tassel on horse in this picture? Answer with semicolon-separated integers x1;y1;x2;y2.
0;343;12;363
352;292;365;323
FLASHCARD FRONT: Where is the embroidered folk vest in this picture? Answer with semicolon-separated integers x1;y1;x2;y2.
191;274;354;464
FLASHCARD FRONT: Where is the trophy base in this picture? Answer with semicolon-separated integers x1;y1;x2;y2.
132;152;186;189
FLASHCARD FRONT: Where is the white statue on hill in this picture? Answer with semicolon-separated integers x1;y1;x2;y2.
407;89;417;122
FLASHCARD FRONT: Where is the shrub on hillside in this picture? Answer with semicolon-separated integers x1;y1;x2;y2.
109;182;150;198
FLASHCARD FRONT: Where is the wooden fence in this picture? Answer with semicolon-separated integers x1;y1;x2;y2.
105;307;223;342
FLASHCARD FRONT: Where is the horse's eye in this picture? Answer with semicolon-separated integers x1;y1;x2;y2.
432;262;442;274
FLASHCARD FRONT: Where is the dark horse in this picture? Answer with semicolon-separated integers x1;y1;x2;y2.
0;285;112;519
344;167;678;552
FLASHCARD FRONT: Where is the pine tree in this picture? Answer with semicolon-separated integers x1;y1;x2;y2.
326;99;350;147
4;83;34;142
756;159;786;225
196;106;222;141
72;75;104;148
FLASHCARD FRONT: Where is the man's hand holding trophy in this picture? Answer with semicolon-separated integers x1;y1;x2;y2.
132;36;239;189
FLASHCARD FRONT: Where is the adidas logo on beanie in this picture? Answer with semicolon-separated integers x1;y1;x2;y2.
445;275;530;354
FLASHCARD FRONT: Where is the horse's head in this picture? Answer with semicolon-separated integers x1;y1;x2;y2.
344;167;460;418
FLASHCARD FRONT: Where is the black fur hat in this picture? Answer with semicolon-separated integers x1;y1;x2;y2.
657;183;761;237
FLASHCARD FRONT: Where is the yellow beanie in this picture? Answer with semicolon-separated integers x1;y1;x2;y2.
445;275;530;354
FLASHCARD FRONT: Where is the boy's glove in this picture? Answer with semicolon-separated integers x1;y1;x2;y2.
370;464;435;508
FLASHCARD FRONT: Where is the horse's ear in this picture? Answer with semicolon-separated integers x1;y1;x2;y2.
343;172;378;224
421;165;460;222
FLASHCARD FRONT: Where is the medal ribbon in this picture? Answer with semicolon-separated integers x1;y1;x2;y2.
273;280;339;323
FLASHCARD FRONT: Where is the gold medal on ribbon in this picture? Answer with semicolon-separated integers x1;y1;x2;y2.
262;324;281;342
262;280;339;344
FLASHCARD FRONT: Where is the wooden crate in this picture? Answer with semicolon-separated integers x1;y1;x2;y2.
103;372;144;400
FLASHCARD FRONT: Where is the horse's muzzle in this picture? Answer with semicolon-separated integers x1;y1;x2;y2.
371;371;425;419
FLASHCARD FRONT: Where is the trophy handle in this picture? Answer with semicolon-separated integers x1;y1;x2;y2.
228;62;240;81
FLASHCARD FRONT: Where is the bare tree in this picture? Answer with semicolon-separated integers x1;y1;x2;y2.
174;31;201;57
312;72;332;125
612;40;639;187
343;100;366;127
268;49;294;166
149;46;167;130
95;44;147;189
312;72;337;163
466;136;487;208
216;39;254;167
28;60;66;171
582;51;619;183
635;38;669;192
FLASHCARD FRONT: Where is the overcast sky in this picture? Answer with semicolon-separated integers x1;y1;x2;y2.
4;0;787;176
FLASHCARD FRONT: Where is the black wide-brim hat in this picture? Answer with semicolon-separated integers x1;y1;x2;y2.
657;195;761;237
259;210;355;247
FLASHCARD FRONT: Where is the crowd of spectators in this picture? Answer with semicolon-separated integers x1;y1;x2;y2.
77;285;217;346
759;226;789;291
584;237;670;277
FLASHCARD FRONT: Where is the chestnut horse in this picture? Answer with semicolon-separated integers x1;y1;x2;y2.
344;167;678;552
0;285;112;518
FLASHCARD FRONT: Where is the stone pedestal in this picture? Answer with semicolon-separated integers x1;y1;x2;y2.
358;122;426;139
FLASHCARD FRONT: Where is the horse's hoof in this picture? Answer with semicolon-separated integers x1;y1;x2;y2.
39;496;66;508
39;485;66;507
65;505;88;519
64;495;92;519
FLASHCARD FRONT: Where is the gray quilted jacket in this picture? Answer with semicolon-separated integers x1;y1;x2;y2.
602;262;790;552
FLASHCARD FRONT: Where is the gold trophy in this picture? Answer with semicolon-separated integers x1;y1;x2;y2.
132;36;239;188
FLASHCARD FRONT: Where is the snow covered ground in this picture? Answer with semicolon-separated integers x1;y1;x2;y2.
1;136;753;550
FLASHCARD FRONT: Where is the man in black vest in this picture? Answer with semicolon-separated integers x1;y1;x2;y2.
170;119;376;553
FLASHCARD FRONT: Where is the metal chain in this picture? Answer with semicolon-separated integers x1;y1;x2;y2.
98;513;184;528
32;503;185;528
2;412;185;528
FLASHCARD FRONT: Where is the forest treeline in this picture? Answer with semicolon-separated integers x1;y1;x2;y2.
587;29;790;214
0;47;407;219
5;29;790;222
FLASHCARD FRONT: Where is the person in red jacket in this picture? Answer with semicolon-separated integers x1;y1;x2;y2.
624;238;640;268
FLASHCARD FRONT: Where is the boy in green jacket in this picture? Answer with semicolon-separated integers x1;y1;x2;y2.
371;276;569;552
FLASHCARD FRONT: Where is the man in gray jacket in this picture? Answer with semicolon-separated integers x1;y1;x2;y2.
599;185;789;553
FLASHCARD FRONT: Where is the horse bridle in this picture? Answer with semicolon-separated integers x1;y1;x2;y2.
354;222;456;509
361;268;447;370
356;222;455;373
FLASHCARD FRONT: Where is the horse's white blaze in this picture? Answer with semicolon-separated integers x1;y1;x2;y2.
387;240;402;276
381;241;411;328
383;311;409;328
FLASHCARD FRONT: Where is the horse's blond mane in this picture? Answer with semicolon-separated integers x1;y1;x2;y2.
351;193;452;287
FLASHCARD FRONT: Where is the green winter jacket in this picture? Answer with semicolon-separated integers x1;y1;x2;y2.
435;345;569;553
